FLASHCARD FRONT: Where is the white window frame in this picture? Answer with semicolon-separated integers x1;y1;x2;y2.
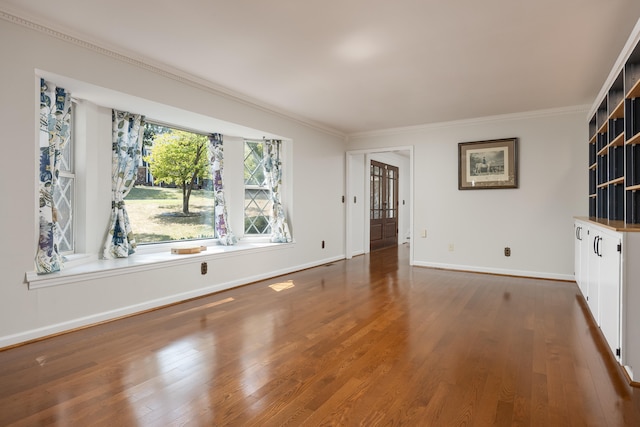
243;139;273;236
28;72;296;289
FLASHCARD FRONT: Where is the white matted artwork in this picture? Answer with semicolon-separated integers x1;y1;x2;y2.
458;138;518;189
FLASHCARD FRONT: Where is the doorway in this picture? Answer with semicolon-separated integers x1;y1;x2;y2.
344;146;413;263
370;160;399;251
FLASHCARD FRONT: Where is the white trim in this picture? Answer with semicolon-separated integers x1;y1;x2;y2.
347;105;590;140
412;260;574;282
6;253;345;349
26;241;296;289
363;153;371;254
345;146;414;262
344;152;353;259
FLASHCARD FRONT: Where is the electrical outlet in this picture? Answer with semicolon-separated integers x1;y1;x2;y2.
201;262;208;275
421;229;427;238
448;244;454;252
504;247;511;257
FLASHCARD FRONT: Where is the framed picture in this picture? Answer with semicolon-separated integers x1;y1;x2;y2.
458;138;518;190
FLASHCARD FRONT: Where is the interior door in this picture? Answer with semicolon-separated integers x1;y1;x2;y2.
370;160;399;251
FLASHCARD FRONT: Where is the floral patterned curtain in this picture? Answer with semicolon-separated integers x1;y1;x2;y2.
102;110;145;259
264;139;292;243
35;79;71;273
208;133;237;245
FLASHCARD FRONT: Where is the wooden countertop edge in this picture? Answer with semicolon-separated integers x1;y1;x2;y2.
574;217;640;232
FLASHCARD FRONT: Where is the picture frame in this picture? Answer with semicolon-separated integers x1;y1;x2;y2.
458;137;518;190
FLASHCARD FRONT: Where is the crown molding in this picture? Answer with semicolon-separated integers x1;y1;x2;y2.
0;9;346;140
347;104;590;140
588;17;640;118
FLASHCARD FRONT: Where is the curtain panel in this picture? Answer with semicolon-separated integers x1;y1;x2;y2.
102;110;145;259
35;79;72;273
264;139;292;243
208;133;237;245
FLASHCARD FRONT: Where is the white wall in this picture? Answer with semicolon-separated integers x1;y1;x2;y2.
347;108;588;279
0;15;588;348
0;18;346;347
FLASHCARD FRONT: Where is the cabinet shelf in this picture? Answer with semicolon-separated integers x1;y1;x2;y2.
610;99;625;119
628;132;640;145
627;78;640;99
598;177;624;189
609;133;625;148
609;177;625;186
597;122;609;134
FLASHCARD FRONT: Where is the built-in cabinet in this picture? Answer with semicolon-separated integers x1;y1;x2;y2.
589;19;640;222
574;218;640;383
579;18;640;385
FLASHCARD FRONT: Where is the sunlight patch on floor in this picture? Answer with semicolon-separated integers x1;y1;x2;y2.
268;280;295;292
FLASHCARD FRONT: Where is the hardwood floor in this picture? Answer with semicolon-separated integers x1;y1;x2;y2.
1;244;639;426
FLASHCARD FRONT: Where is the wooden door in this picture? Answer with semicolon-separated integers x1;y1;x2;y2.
370;160;399;251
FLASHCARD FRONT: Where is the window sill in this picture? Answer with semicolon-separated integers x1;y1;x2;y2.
26;239;295;290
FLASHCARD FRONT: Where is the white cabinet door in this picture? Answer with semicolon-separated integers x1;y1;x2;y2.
587;230;601;321
580;226;590;296
574;222;582;289
573;221;640;379
574;221;589;295
598;230;622;359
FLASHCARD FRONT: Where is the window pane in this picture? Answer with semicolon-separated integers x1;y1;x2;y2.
244;141;265;186
125;186;216;243
387;174;394;218
54;175;74;253
245;188;272;234
125;125;215;244
59;138;72;172
244;140;272;235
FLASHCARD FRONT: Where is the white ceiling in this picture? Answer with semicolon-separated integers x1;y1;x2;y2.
2;0;640;135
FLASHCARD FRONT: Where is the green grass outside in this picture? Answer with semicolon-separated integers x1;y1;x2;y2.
125;186;216;243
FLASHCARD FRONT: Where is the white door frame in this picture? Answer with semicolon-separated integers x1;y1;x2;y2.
345;146;414;265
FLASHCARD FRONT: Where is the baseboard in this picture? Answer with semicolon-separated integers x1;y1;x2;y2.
621;365;640;388
0;254;346;350
411;261;574;281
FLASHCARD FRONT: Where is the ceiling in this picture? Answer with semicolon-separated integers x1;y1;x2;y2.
2;0;640;135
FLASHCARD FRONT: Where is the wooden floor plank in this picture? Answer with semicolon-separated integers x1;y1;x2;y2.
1;244;639;426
